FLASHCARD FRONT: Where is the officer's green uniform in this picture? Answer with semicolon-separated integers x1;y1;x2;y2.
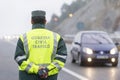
14;10;67;80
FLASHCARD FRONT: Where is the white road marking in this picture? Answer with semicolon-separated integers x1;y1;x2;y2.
62;68;88;80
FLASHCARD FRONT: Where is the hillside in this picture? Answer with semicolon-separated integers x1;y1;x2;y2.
54;0;120;36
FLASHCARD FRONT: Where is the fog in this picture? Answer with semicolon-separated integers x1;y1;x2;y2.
0;0;73;36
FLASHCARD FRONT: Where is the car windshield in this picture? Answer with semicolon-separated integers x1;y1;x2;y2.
81;33;114;44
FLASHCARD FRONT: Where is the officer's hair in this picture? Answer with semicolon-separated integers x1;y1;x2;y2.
31;16;46;24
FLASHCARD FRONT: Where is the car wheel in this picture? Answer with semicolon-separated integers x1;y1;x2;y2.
72;58;76;63
78;55;85;66
71;55;76;63
71;53;76;63
78;55;81;66
112;61;118;67
80;61;85;66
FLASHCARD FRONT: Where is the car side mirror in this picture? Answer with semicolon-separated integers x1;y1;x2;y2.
74;42;81;46
115;42;119;46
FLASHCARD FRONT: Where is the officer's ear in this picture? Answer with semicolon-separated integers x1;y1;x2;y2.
31;20;34;24
44;19;47;24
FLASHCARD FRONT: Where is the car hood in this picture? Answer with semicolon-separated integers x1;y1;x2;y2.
82;44;116;50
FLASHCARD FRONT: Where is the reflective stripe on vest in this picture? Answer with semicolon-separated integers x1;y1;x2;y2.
55;54;67;60
23;33;29;55
51;33;57;62
15;55;26;63
25;62;33;72
52;62;61;70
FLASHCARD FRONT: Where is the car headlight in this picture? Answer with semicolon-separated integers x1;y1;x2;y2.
83;47;93;54
110;47;117;54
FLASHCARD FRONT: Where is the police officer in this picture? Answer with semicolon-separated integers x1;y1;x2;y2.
14;10;67;80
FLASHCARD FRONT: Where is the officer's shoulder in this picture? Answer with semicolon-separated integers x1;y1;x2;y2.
47;29;60;36
53;31;61;37
19;30;30;38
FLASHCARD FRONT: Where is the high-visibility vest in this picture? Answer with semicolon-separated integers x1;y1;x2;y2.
17;29;65;76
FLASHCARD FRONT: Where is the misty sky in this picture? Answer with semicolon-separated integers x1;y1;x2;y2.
0;0;73;36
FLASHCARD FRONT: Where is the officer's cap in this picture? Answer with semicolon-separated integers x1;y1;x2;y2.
32;10;46;17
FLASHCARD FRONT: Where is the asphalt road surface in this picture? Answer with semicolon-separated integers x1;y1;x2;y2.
0;40;120;80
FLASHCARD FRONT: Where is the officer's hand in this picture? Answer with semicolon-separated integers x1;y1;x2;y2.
38;67;48;78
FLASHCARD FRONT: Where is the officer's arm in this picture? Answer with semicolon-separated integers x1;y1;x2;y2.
47;37;67;75
14;38;39;74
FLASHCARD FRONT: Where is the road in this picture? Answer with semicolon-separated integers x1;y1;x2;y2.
0;40;120;80
58;44;120;80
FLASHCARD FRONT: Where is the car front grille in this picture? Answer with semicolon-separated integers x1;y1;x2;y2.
94;50;110;54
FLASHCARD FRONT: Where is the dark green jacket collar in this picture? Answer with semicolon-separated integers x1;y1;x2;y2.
32;24;45;29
